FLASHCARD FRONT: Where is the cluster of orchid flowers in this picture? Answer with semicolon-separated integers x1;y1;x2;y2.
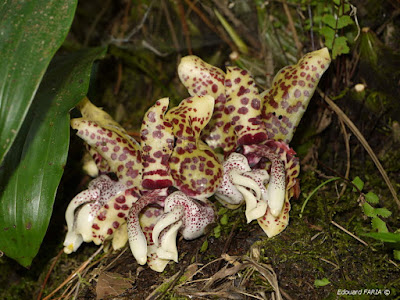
63;48;330;272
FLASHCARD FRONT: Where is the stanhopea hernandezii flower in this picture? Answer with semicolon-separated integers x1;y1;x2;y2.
64;48;331;271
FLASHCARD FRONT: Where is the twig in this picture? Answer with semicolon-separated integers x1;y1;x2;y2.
84;0;113;46
299;177;341;218
279;288;294;300
37;249;64;300
161;0;181;56
319;89;400;210
110;1;154;43
307;4;315;50
318;257;339;269
330;220;369;247
183;0;236;50
113;62;123;95
104;247;129;271
282;0;303;57
339;118;351;197
181;258;225;285
211;0;261;50
216;219;239;269
176;0;192;55
146;270;183;300
42;245;104;300
247;258;282;300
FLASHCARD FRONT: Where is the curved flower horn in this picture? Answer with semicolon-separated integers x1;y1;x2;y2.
138;206;171;272
71;99;142;188
178;56;236;152
225;67;267;146
243;141;300;237
165;95;223;200
63;175;126;253
140;98;174;189
215;153;269;223
261;48;331;143
151;191;215;262
127;189;168;265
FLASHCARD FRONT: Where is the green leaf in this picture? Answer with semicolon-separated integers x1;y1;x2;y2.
332;36;350;59
214;9;248;54
200;240;208;253
362;232;400;243
374;208;392;218
322;14;337;28
220;214;229;225
337;15;353;29
393;250;400;261
371;217;389;233
365;192;379;204
351;176;364;192
214;225;221;239
0;0;78;164
362;202;376;218
314;278;331;287
0;47;107;267
320;26;335;49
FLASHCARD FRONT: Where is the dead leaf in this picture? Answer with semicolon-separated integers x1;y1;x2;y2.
96;271;132;300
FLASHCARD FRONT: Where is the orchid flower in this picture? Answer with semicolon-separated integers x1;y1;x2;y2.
64;48;331;273
178;48;331;236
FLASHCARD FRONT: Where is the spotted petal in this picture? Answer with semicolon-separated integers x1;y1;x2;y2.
141;98;174;189
91;187;141;245
261;48;331;143
225;67;267;146
71;118;142;188
166;96;223;200
165;95;214;141
77;97;129;138
178;56;236;152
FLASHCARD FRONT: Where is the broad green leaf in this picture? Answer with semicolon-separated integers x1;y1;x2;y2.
374;208;392;218
337;15;353;29
320;26;335;49
365;191;379;204
322;14;336;28
323;14;353;29
362;232;400;243
362;202;376;218
0;0;77;164
371;217;388;233
0;47;107;267
314;278;331;287
394;250;400;261
332;36;350;59
351;176;364;192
